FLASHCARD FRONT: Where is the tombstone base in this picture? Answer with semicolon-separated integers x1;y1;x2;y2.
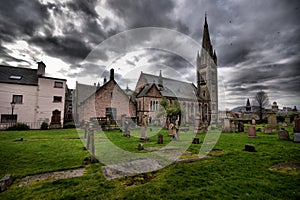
244;144;256;152
139;138;149;142
192;138;200;144
294;133;300;143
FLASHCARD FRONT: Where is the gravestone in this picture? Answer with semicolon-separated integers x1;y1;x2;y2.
192;138;200;144
224;118;232;133
0;174;13;192
264;127;273;134
157;134;163;144
138;143;144;150
238;122;244;133
278;129;289;141
285;117;290;125
252;119;256;125
294;133;300;143
267;112;277;129
194;116;203;134
168;123;174;136
123;120;130;137
244;144;256;152
247;126;257;138
294;118;300;132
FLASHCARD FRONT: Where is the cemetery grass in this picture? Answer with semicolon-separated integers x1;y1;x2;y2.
0;126;299;199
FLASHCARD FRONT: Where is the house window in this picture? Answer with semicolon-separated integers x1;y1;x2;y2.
54;81;63;88
150;101;152;111
156;101;158;111
12;95;23;104
138;101;141;110
1;114;17;123
53;96;62;102
110;92;113;99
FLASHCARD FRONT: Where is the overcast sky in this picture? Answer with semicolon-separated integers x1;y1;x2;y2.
1;0;299;110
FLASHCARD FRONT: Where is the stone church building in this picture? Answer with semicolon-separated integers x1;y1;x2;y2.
76;15;218;126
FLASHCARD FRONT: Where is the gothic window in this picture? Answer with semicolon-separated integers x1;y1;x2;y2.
156;101;158;111
150;101;152;111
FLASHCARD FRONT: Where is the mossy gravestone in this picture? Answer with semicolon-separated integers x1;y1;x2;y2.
278;129;289;141
248;126;257;138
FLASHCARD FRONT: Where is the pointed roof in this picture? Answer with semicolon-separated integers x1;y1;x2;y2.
138;72;198;100
201;14;213;57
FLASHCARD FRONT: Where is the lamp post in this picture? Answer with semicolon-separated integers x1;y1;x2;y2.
10;101;16;126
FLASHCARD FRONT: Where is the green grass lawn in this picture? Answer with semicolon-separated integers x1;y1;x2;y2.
0;126;299;199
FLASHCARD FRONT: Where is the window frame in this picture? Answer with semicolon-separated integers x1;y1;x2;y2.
53;96;62;103
12;95;23;104
54;81;64;88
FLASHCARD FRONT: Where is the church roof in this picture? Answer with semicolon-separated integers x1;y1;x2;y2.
138;72;198;100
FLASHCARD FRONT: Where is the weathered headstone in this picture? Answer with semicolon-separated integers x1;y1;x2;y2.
244;144;256;152
192;138;200;144
224;118;232;133
168;123;174;136
238;122;244;133
140;116;148;141
294;118;300;132
194;116;203;134
264;127;273;134
0;174;13;192
267;112;277;129
278;129;289;140
157;134;163;144
247;126;257;138
252;119;256;125
138;143;144;150
123;120;130;137
284;117;290;125
294;133;300;143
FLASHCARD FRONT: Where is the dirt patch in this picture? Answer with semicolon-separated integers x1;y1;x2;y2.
269;162;300;174
208;149;224;156
122;172;158;186
16;168;85;187
64;138;81;140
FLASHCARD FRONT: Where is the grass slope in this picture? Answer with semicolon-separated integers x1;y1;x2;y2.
0;126;299;199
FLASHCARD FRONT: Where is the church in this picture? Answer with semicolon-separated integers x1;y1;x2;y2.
74;15;218;126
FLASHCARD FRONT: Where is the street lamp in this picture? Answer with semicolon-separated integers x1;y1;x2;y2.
10;101;16;125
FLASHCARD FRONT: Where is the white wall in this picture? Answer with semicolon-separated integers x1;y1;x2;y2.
0;83;38;124
37;78;66;125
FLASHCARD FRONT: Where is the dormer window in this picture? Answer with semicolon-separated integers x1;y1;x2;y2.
9;75;22;80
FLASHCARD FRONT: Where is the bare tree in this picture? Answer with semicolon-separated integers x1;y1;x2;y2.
254;90;270;122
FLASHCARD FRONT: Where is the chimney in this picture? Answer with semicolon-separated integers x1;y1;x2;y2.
110;68;114;80
37;61;46;76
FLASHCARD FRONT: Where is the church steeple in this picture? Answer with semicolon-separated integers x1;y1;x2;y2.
202;13;213;57
246;98;251;111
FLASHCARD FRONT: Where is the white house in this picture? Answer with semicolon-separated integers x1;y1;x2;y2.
0;62;66;129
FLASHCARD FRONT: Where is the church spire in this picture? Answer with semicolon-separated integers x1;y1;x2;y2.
202;13;213;57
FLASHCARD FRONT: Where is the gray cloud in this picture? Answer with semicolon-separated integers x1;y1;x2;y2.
0;0;299;109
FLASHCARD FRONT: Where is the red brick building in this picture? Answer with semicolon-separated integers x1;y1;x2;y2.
79;69;136;122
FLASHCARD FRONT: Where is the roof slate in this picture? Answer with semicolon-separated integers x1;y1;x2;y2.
140;73;198;100
0;65;38;85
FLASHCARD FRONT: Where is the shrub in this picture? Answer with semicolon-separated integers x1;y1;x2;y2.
63;122;76;129
7;123;30;131
40;121;49;130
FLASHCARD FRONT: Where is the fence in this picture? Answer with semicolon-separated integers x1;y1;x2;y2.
0;122;42;130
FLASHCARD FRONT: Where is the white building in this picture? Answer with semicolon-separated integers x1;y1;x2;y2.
0;62;66;129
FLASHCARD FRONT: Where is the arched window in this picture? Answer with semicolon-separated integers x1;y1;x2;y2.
156;101;158;111
150;100;152;111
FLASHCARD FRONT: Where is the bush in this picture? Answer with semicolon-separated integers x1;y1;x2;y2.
7;123;30;131
63;122;76;129
40;121;49;130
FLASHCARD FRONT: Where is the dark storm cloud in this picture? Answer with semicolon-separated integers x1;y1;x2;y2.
66;0;99;18
29;35;91;63
106;0;190;34
0;0;51;42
